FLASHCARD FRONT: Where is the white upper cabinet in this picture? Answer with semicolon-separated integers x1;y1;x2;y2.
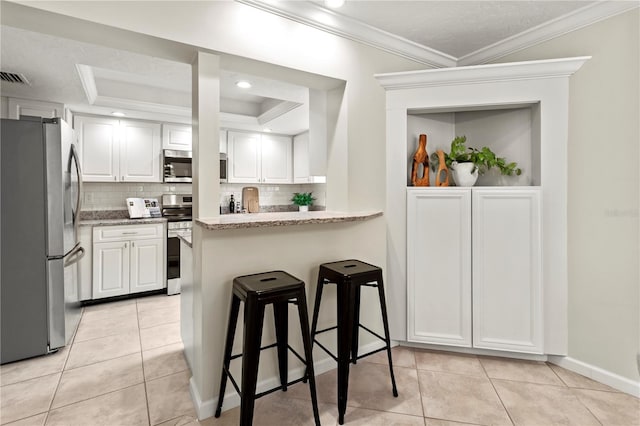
220;130;227;154
227;131;292;184
162;123;192;151
75;115;161;183
119;120;161;182
261;134;292;183
228;131;261;183
75;116;120;182
293;132;310;183
7;97;64;119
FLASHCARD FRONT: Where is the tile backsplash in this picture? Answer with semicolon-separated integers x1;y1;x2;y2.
82;182;326;211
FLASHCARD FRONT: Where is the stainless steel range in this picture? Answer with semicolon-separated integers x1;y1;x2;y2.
162;194;192;295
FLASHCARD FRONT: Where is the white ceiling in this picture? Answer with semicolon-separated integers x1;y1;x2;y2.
1;1;637;133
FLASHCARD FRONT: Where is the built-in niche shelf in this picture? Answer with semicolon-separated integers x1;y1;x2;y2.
407;103;540;186
376;57;590;354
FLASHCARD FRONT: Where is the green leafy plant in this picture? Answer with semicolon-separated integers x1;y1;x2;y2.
437;135;522;176
291;192;315;206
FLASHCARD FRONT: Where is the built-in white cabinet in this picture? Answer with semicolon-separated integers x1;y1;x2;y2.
220;130;227;154
407;187;542;354
7;97;64;119
162;123;192;151
92;224;165;299
75;115;161;183
227;131;292;183
293;131;327;184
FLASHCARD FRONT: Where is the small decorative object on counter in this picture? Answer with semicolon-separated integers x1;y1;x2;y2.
292;192;315;212
411;134;430;186
229;194;235;213
434;150;450;187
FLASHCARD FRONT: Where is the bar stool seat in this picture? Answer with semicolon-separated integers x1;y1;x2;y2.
215;270;320;426
310;260;398;425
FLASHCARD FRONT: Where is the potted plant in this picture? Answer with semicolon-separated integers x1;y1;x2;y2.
432;136;522;186
291;192;315;212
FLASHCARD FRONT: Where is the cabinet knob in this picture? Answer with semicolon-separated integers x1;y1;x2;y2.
114;176;117;181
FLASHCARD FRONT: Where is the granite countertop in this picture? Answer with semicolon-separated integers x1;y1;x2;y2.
196;210;383;230
79;210;167;227
177;232;192;248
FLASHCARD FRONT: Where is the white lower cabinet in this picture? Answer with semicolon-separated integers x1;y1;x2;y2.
92;224;165;299
407;187;542;354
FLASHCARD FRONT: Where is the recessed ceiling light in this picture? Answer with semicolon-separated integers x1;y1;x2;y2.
236;80;252;89
111;111;125;117
263;128;272;133
325;0;345;8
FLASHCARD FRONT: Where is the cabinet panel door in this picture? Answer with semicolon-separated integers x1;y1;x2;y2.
75;116;120;182
228;132;261;183
162;124;192;151
472;188;542;353
262;134;292;183
407;188;472;347
92;241;129;299
129;238;164;294
293;132;310;183
120;120;162;182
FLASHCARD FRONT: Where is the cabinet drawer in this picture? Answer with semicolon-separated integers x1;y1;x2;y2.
93;224;164;242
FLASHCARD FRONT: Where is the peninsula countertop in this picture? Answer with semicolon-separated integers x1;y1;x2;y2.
196;210;383;230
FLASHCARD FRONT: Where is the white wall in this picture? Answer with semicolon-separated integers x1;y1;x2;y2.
495;9;639;382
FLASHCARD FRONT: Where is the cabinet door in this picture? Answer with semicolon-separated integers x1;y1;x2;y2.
129;238;164;294
78;226;93;301
162;124;192;151
472;188;542;353
75;116;120;182
92;241;129;299
262;134;292;183
120;120;162;182
293;132;310;183
227;131;261;183
407;188;472;347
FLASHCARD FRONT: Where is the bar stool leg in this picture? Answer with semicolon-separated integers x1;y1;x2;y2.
273;301;289;391
240;300;266;426
309;276;325;342
337;279;357;425
376;275;398;397
215;295;241;418
296;290;321;426
351;285;362;364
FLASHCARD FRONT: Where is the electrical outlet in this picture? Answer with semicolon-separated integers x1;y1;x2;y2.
84;193;93;203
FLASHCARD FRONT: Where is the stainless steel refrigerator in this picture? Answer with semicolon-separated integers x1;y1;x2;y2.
1;116;84;364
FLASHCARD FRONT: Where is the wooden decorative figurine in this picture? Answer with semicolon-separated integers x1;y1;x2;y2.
411;134;430;186
435;149;450;187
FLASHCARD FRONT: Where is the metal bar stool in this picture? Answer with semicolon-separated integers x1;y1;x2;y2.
309;259;398;425
214;270;321;426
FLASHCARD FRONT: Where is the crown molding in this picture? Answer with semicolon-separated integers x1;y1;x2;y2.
236;0;637;68
257;100;303;125
456;1;639;66
76;64;98;104
375;56;591;90
235;0;456;68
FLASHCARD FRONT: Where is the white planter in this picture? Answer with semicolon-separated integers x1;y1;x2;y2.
451;162;479;187
298;205;309;212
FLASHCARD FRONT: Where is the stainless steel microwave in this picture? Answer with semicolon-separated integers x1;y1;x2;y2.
163;150;192;183
163;150;227;183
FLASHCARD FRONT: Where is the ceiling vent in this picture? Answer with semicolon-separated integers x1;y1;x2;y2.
0;71;30;85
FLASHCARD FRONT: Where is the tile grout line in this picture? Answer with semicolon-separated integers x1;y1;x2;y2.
479;357;517;426
136;299;153;426
42;306;83;425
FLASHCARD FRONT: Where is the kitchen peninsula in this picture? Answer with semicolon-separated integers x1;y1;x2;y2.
196;210;382;230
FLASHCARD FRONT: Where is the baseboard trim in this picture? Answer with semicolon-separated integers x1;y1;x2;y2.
189;341;389;420
547;355;640;397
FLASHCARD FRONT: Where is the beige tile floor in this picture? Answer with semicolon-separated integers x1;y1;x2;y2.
2;293;639;426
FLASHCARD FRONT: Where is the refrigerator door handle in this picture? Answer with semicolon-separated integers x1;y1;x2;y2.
63;244;85;267
68;143;83;225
